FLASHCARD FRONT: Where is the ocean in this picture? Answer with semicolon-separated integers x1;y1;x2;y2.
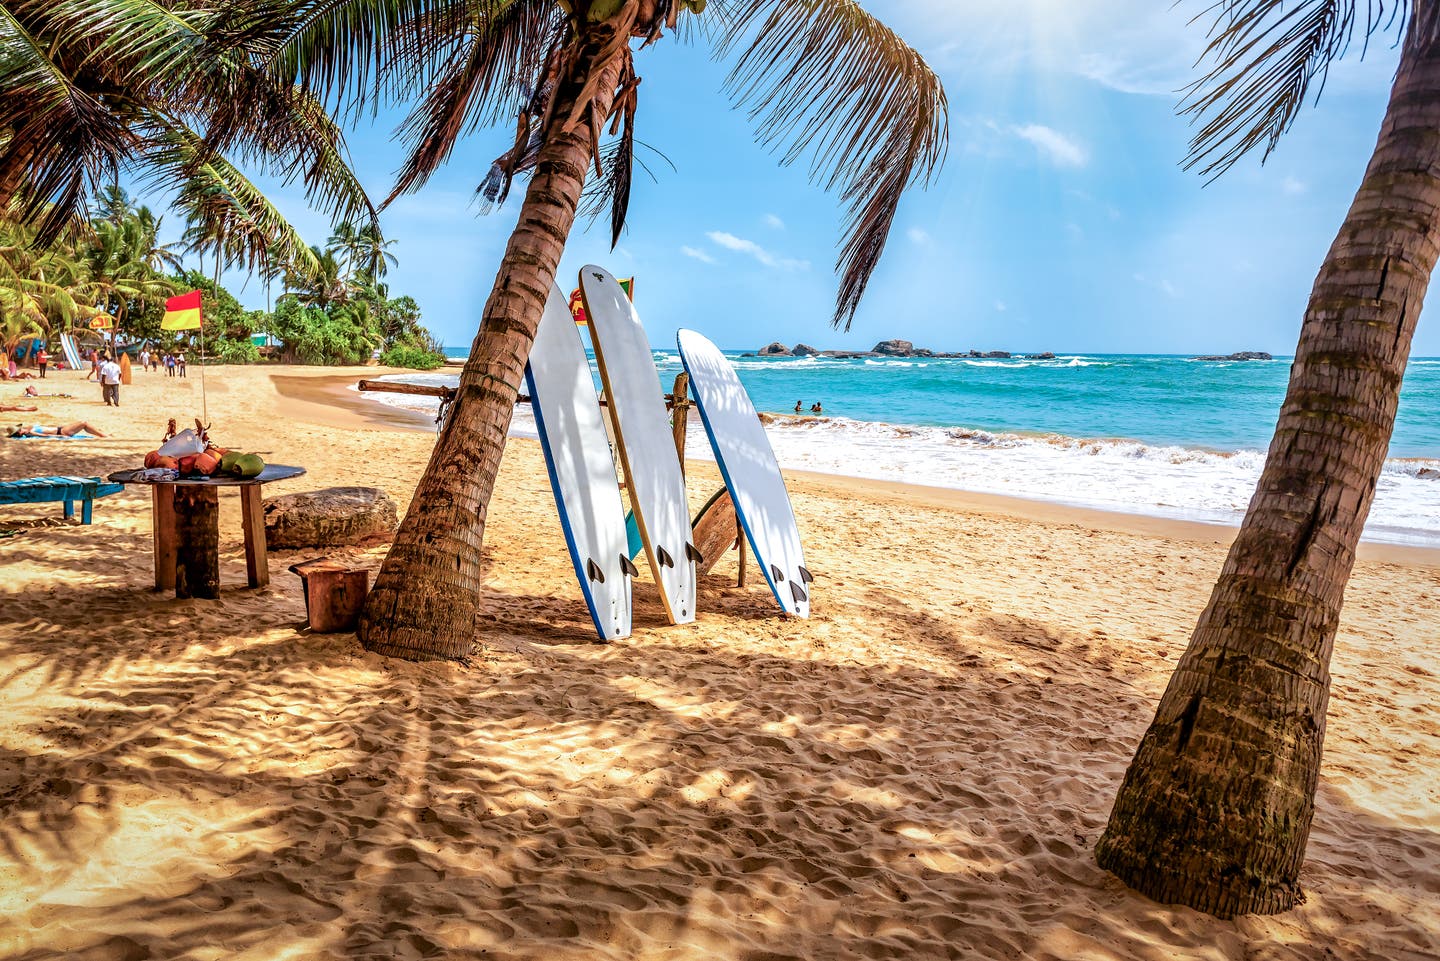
364;350;1440;547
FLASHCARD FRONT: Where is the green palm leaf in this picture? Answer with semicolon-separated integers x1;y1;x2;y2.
707;0;948;328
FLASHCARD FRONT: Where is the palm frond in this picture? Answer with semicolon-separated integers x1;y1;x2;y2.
1180;1;1409;179
707;0;947;329
385;0;564;202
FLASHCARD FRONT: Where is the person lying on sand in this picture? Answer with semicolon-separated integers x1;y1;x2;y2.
0;405;38;413
22;386;74;398
8;422;107;438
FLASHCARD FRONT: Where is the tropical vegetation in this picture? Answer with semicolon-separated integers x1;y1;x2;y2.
1095;1;1440;918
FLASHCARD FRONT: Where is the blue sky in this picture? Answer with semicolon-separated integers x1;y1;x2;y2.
141;0;1435;356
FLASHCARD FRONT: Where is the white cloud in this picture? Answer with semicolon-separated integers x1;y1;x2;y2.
1281;176;1307;196
706;231;809;271
681;245;717;265
763;213;785;230
1013;124;1088;167
907;227;931;245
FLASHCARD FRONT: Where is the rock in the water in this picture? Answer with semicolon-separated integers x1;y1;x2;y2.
872;339;915;356
758;342;792;356
1192;351;1274;361
983;350;1012;359
792;343;820;356
1030;351;1056;360
264;486;398;550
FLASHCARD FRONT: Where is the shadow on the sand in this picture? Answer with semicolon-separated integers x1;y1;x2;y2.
0;577;1435;961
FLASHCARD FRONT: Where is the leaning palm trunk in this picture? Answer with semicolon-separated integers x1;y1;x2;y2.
1096;23;1440;918
359;32;626;661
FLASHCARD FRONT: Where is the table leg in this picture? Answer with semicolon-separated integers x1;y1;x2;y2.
174;486;220;599
153;485;177;591
240;484;269;588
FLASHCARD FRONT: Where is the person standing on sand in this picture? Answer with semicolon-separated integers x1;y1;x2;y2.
99;355;121;407
177;353;187;378
36;346;47;378
165;353;176;377
140;348;149;372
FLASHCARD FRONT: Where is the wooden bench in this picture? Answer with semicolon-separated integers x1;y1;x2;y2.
0;475;124;524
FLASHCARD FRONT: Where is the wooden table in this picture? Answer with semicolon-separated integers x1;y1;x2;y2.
108;466;306;598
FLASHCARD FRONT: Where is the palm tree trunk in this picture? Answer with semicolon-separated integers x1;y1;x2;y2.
358;29;628;661
1096;22;1440;919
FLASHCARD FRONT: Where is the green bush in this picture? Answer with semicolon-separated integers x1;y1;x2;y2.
379;343;446;370
214;338;261;365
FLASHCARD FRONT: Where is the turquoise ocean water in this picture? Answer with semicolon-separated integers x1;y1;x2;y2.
371;349;1440;546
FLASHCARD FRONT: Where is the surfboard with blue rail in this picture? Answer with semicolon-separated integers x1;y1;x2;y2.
677;328;811;617
524;284;633;640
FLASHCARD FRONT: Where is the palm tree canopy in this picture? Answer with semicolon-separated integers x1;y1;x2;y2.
0;0;378;249
270;0;947;328
1181;0;1440;179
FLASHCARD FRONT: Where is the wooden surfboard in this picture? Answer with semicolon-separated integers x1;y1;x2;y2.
581;265;697;624
691;487;739;578
677;328;811;617
524;284;632;640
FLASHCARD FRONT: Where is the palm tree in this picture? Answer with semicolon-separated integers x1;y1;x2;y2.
0;210;91;338
1096;3;1440;918
286;246;353;309
79;208;180;342
0;0;375;257
274;0;947;661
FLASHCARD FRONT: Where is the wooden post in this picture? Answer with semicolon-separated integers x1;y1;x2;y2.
670;372;690;479
173;486;220;599
152;484;178;591
737;516;747;588
240;484;269;588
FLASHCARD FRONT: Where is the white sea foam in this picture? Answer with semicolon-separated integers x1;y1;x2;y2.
359;375;1440;548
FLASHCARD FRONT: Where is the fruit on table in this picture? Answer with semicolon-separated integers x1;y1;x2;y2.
231;453;265;478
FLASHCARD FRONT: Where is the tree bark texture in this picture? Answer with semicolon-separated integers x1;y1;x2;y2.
358;28;629;661
174;486;220;600
1096;23;1440;919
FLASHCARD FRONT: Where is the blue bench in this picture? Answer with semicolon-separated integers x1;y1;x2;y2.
0;475;124;524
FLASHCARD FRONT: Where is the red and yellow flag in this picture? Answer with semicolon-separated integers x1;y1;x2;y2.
568;277;634;326
161;290;203;330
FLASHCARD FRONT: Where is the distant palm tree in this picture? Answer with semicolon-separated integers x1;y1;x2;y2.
0;0;375;256
286;246;353;309
0;212;90;338
1097;3;1440;918
276;0;948;661
78;204;179;342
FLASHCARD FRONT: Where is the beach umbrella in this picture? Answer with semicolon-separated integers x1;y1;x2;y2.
89;313;114;330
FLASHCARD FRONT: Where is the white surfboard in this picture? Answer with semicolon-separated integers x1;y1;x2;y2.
524;284;633;640
677;328;811;617
581;265;697;624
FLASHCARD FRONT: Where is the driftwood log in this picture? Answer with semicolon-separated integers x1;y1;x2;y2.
263;487;398;550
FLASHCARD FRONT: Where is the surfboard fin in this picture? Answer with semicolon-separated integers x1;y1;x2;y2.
658;546;675;569
790;582;808;604
770;563;784;583
586;559;605;584
685;542;703;565
620;554;640;577
798;565;814;584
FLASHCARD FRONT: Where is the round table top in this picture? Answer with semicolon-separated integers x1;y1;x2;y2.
108;464;306;487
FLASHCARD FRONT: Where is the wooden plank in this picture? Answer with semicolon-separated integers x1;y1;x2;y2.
153;485;177;591
670;372;690;480
356;379;455;398
240;483;269;588
690;487;738;578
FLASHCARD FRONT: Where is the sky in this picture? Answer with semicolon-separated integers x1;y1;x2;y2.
139;0;1435;356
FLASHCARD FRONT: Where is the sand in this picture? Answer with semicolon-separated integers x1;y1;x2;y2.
1;364;1437;960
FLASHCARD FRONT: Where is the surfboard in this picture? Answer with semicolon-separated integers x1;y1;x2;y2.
524;284;633;640
677;328;812;617
581;265;697;624
60;332;84;370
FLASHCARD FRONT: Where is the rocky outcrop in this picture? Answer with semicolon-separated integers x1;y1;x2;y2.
1192;351;1274;361
820;350;880;359
791;343;820;356
264;486;398;550
1030;351;1056;360
758;342;792;356
872;339;915;356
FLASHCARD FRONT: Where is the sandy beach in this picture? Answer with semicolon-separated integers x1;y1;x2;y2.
1;364;1437;960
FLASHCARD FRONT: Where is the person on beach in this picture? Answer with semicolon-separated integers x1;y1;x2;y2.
9;422;107;438
177;353;187;378
22;386;71;399
165;353;176;377
0;405;37;413
99;355;121;407
86;349;100;381
795;401;803;413
36;346;47;378
810;402;823;414
140;348;150;372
